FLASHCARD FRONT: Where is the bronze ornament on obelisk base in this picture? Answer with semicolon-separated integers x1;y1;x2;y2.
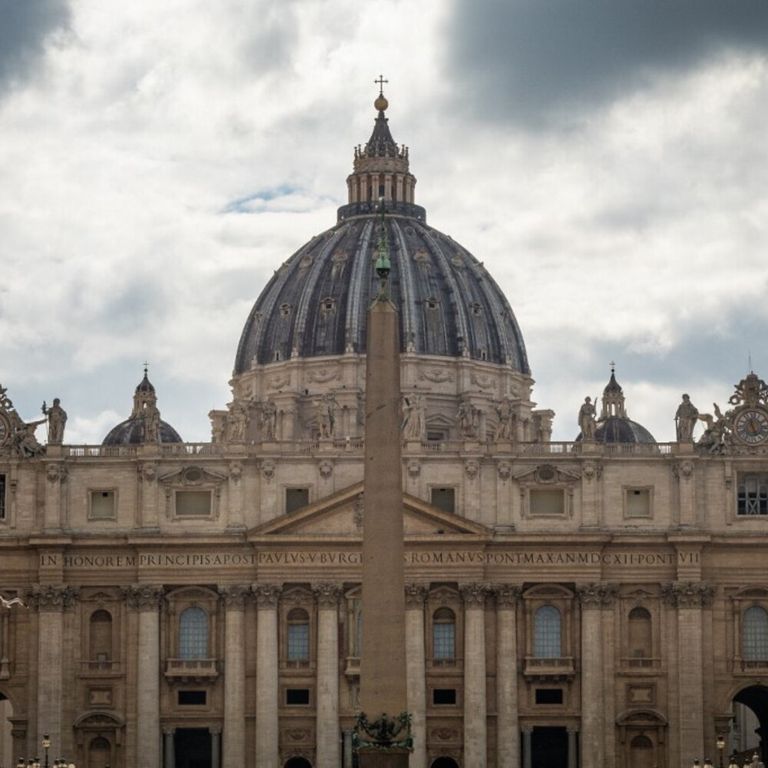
353;196;412;768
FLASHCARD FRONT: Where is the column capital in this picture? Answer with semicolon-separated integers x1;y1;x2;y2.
459;582;490;607
253;583;282;608
661;580;714;608
124;584;164;611
404;583;428;608
576;582;618;608
162;726;176;736
492;584;522;607
313;582;343;607
27;584;78;611
218;584;250;609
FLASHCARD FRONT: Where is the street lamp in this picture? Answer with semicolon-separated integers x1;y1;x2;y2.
729;756;740;768
717;735;726;768
41;734;50;768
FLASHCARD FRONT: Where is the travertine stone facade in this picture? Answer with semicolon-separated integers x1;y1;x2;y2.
2;93;768;768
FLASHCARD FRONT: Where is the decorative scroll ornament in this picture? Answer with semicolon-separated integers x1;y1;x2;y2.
218;584;250;609
312;582;342;607
261;459;276;480
0;383;45;458
460;583;490;607
493;584;522;607
404;583;428;607
28;585;79;611
353;711;413;752
124;585;164;610
577;582;618;607
661;581;714;608
253;583;282;608
729;372;768;408
497;461;511;480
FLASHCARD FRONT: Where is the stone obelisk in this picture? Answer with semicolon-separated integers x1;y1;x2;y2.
355;207;410;767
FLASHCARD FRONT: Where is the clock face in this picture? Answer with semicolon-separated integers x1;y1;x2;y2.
0;414;9;446
734;408;768;445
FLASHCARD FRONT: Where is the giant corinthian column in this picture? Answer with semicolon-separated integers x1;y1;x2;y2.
356;207;410;768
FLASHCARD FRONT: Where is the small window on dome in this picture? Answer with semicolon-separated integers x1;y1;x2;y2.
479;350;487;361
426;297;439;311
280;303;292;318
471;303;482;316
320;297;336;316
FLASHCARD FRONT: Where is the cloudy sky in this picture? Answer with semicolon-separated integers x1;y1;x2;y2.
1;0;767;443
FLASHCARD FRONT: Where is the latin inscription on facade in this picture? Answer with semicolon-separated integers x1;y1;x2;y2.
39;549;699;570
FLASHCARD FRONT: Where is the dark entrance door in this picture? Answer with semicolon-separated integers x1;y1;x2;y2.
531;726;569;768
175;728;211;768
734;685;768;763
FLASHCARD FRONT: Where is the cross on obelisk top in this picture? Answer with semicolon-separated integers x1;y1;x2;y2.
374;74;388;95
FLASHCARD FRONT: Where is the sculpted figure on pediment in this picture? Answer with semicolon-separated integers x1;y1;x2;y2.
675;393;698;442
401;394;425;440
494;397;515;442
42;398;67;444
578;397;597;440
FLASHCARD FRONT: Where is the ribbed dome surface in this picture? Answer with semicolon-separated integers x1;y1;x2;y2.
593;416;656;444
234;213;530;373
103;418;183;446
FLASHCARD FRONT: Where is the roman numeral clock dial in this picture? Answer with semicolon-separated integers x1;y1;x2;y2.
734;408;768;445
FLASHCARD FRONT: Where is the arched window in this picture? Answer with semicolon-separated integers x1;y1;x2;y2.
534;605;561;658
89;609;113;663
287;608;310;662
433;608;456;661
743;606;768;660
628;607;653;658
88;736;111;768
629;734;654;768
179;607;208;659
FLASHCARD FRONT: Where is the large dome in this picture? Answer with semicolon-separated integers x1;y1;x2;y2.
234;94;529;376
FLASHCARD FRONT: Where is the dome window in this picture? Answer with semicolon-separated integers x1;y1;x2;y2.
426;297;439;311
280;303;292;318
471;303;482;316
320;297;336;316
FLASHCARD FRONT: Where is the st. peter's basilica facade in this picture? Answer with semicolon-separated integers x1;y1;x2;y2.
1;91;768;768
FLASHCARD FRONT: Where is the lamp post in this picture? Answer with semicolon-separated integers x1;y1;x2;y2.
41;734;50;768
728;756;740;768
717;735;726;768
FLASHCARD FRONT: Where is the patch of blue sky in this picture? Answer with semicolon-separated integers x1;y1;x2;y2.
222;184;302;214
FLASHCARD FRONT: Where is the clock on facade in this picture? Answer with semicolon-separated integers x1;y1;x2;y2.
734;408;768;445
0;412;10;447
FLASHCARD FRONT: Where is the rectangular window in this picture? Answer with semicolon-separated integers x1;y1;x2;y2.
178;690;206;706
535;688;564;705
738;474;768;516
625;488;652;518
0;474;5;520
287;623;309;661
432;688;457;705
175;490;212;517
431;487;455;514
285;688;310;706
529;489;565;516
433;623;455;660
89;490;116;520
286;487;309;514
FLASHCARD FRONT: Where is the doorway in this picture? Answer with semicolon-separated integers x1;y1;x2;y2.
430;759;459;768
0;692;13;768
284;759;313;768
733;685;768;763
531;726;569;768
175;728;211;768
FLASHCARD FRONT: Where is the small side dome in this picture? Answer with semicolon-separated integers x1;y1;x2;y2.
576;367;656;444
102;367;182;446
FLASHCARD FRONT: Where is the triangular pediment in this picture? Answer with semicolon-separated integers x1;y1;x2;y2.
248;482;490;541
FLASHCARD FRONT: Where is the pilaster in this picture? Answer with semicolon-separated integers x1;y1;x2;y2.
313;582;342;768
494;585;522;768
404;584;427;768
254;583;282;768
460;583;488;768
220;585;249;768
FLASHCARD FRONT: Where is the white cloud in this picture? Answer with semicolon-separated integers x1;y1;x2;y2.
0;0;766;446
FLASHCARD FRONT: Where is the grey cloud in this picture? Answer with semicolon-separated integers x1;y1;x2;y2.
0;0;71;92
446;0;768;127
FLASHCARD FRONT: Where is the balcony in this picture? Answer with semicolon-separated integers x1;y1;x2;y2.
733;658;768;675
523;656;576;681
165;658;219;682
619;657;661;674
344;656;360;679
78;660;122;678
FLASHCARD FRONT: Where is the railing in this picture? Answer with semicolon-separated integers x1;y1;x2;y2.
620;656;661;670
61;439;681;459
165;658;219;679
523;656;576;680
734;658;768;673
79;660;122;675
